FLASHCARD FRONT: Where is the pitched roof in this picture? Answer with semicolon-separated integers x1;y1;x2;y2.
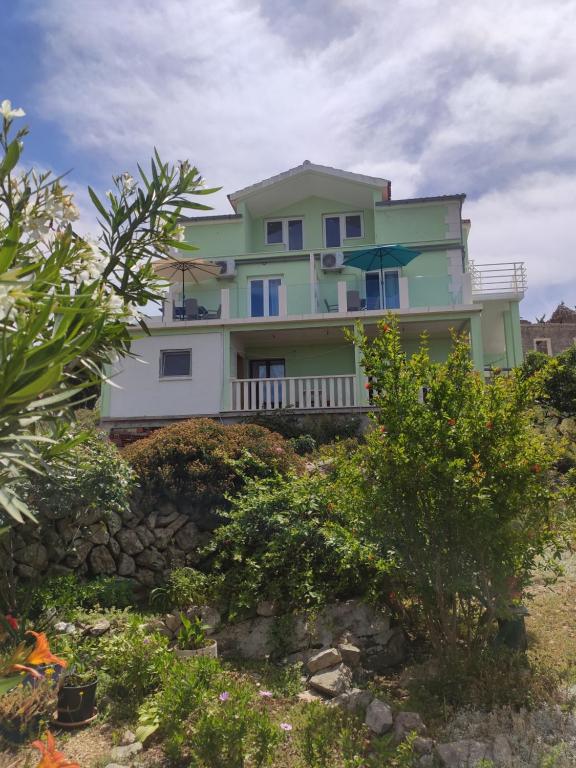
228;161;390;210
376;193;466;207
549;302;576;324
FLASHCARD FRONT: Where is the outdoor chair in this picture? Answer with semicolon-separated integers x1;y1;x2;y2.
184;297;199;320
324;299;338;312
202;304;221;320
347;290;362;312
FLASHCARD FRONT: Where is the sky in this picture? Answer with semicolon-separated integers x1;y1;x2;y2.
2;0;576;320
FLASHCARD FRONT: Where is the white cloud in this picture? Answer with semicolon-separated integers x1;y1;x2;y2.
26;0;576;310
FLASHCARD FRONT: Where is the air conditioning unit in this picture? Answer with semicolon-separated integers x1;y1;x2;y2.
214;258;236;278
320;251;345;271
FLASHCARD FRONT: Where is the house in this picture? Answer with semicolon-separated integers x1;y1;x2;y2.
101;161;526;439
521;303;576;357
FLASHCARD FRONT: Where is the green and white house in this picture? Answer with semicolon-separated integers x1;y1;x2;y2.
101;161;526;433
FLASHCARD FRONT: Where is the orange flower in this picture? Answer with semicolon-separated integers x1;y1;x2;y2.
32;732;80;768
364;382;371;390
447;418;456;426
531;463;541;474
23;631;67;669
486;421;493;430
382;323;390;333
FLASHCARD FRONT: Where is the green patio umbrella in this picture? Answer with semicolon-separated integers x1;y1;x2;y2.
343;244;421;309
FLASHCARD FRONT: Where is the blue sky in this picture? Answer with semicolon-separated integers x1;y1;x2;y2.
3;0;576;320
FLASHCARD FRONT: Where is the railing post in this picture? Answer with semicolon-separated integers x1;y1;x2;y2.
220;288;230;319
278;284;288;317
398;277;409;309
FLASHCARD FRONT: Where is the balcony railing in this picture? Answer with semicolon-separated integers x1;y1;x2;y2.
470;262;527;296
230;374;357;412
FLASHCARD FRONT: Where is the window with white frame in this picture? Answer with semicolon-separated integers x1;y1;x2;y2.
265;218;303;250
160;349;192;377
323;213;363;248
249;277;283;317
534;338;552;355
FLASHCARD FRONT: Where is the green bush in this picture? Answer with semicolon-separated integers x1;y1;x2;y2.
124;418;301;510
248;412;361;445
342;316;573;656
150;567;220;612
209;472;390;619
24;573;136;620
521;347;576;416
24;428;134;521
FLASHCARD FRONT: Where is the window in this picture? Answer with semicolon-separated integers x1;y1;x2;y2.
249;359;286;408
265;218;303;250
160;349;192;377
323;213;363;247
249;277;282;317
365;270;400;310
534;338;552;355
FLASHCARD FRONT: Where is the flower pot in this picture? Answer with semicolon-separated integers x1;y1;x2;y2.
174;639;218;660
56;678;97;725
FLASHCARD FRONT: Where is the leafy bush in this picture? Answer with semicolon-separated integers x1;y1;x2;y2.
150;567;219;612
24;429;134;521
23;574;136;621
209;472;390;618
342;316;573;656
289;434;318;456
124;418;301;510
521;347;576;416
248;412;361;445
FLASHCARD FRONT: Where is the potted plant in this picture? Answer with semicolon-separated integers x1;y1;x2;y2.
56;661;98;726
173;614;217;659
0;681;56;744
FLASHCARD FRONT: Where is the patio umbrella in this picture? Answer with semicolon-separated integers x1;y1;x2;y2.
152;258;221;313
343;244;421;308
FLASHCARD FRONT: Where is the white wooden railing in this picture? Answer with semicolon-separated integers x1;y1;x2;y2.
230;374;357;412
470;262;527;296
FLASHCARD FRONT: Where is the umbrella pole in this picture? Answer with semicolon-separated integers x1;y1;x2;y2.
181;268;185;320
379;259;385;311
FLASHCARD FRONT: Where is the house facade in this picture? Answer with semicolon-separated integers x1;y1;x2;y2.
521;303;576;357
101;162;526;436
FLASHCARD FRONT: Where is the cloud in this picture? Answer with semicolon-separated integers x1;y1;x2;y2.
24;0;576;309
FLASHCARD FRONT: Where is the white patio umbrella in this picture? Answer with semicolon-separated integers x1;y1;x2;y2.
152;258;221;311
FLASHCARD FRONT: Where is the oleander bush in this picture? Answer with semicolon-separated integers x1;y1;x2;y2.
124;418;302;510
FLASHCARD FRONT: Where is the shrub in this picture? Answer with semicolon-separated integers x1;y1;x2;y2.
124;418;301;510
209;472;391;619
248;411;361;445
521;347;576;416
24;429;134;521
150;567;220;612
342;316;573;656
24;573;136;621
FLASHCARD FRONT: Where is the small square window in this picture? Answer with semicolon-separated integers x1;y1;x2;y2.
266;220;283;244
345;214;362;238
160;349;191;377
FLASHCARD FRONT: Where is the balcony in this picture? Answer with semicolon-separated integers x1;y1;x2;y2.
230;374;357;412
470;262;527;298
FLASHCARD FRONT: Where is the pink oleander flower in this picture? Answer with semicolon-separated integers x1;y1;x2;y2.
280;723;292;731
219;691;229;702
259;690;273;698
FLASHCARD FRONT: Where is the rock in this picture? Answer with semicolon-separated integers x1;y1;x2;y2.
65;540;93;568
165;513;191;533
145;511;158;530
143;618;166;633
136;548;166;571
106;511;123;536
116;529;144;556
337;643;362;668
329;688;373;713
413;737;434;756
44;528;67;562
135;525;155;548
54;622;76;635
364;699;393;735
165;546;187;569
14;542;48;570
120;729;136;745
309;664;353;697
393;711;427;744
311;601;391;646
108;537;121;557
175;522;201;552
85;522;110;546
117;553;136;577
134;568;155;586
16;563;38;579
307;648;342;674
88;619;111;637
89;545;116;575
153;527;175;549
364;627;406;671
56;518;76;543
110;742;143;761
156;507;180;526
104;764;127;768
165;612;183;633
492;734;512;765
435;740;492;768
297;689;328;703
193;605;221;635
257;600;278;617
417;755;434;768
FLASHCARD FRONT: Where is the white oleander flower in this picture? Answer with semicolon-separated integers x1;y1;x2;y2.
120;172;137;195
0;100;25;120
173;225;186;242
0;283;17;321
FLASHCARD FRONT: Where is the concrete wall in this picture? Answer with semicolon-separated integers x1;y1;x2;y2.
521;323;576;357
107;331;223;418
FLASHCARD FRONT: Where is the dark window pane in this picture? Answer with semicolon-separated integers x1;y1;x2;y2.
288;219;303;250
384;271;400;308
325;216;341;247
365;272;381;310
162;350;191;376
250;280;264;317
266;220;283;244
345;214;362;238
